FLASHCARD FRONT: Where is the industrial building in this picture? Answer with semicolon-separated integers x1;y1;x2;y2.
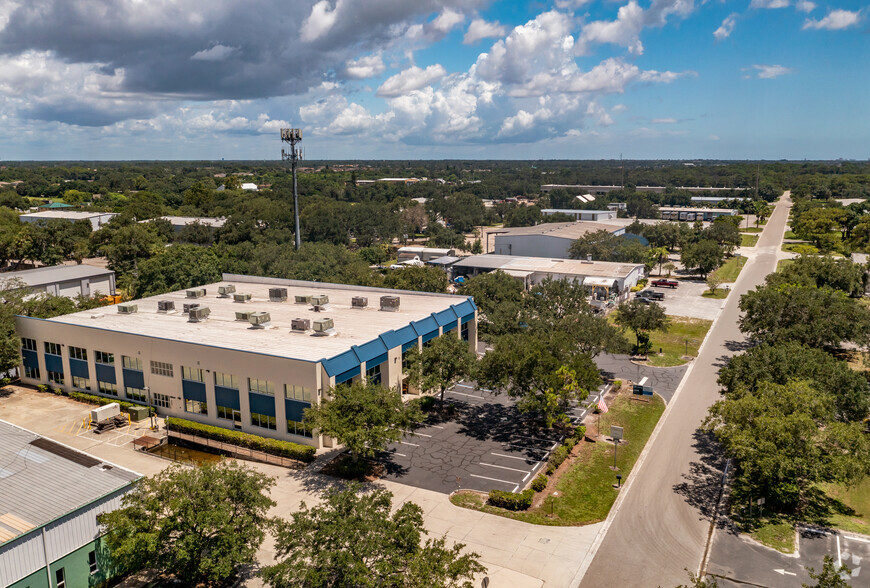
0;265;116;298
541;184;749;195
19;211;117;231
539;209;617;222
15;274;477;449
148;216;227;233
396;246;455;262
452;255;645;294
0;420;139;588
489;221;626;259
659;206;737;222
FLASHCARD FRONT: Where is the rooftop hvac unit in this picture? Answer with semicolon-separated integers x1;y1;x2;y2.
233;293;252;303
269;288;288;302
118;303;138;314
157;300;175;312
312;318;334;333
311;295;329;306
351;296;368;308
380;295;400;311
294;295;311;304
188;306;210;322
218;285;236;297
186;288;206;298
183;302;200;313
235;311;253;321
291;318;310;331
248;311;271;328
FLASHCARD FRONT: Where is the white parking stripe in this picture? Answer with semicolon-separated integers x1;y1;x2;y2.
838;534;842;568
447;390;485;400
522;472;531;482
469;473;516;486
505;443;550;455
480;462;531;474
428;425;445;429
844;535;870;544
491;452;534;461
404;430;432;437
454;383;474;389
393;453;407;457
400;441;419;447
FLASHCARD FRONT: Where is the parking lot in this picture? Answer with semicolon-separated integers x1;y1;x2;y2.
379;382;564;494
642;279;726;321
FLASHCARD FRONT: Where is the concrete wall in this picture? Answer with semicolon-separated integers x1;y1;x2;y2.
493;235;575;258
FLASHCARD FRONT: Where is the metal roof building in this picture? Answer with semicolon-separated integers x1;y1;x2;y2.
0;420;139;588
0;264;116;298
19;210;116;231
489;221;626;259
540;209;617;222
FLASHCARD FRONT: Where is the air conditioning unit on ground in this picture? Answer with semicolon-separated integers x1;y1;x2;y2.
233;293;252;303
311;295;329;306
235;311;252;321
269;288;288;302
157;300;175;312
312;318;334;333
248;311;271;328
218;285;236;297
295;295;311;304
188;307;210;322
183;302;200;313
351;296;368;308
118;303;138;314
186;288;206;298
380;295;400;311
291;318;310;331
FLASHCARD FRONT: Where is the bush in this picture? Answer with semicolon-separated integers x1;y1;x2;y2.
546;446;570;475
408;395;437;412
573;425;587;440
612;380;622;389
37;384;49;393
531;474;548;492
69;391;155;416
488;488;534;511
166;417;316;463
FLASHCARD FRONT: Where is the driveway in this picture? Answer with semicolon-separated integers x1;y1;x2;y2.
595;353;687;403
645;278;727;321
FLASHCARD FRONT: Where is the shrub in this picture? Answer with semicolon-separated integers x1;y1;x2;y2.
69;391;155;416
564;437;577;451
612;380;622;389
546;446;570;475
531;474;548;492
488;489;534;511
166;417;316;463
37;384;49;393
409;395;437;412
574;425;586;440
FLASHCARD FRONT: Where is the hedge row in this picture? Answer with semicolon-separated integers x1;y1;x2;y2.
166;417;316;464
531;474;548;492
488;488;534;511
545;425;586;475
68;391;155;415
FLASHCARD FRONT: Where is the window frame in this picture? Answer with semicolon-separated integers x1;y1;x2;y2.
122;356;143;371
88;550;98;575
69;346;88;361
287;418;312;438
284;384;312;403
47;371;64;385
251;411;277;430
98;381;118;396
248;378;275;396
125;386;147;402
55;567;66;588
214;371;238;389
44;342;62;356
24;365;40;379
95;351;114;365
150;360;173;378
72;375;91;391
153;393;171;408
185;399;208;415
21;338;37;352
182;366;205;382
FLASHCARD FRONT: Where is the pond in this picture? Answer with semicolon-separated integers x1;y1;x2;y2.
148;439;223;465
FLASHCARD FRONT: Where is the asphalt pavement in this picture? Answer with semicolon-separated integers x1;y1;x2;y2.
576;193;793;588
595;353;687;404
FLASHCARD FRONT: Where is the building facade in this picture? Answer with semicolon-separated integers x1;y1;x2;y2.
490;222;626;259
0;265;116;299
15;275;477;450
19;211;117;231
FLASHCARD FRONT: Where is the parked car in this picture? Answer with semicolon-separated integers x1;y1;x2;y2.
637;290;665;301
651;279;678;288
635;296;652;304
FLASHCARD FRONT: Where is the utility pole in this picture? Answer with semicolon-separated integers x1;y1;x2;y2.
280;128;303;250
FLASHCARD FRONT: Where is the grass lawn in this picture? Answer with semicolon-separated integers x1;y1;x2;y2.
750;520;795;554
742;227;763;233
607;314;713;367
711;255;747;283
450;390;665;526
702;289;728;299
740;234;759;247
784;230;799;240
822;478;870;536
782;242;819;255
776;259;794;272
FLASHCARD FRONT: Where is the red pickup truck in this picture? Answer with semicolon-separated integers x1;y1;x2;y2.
650;279;678;288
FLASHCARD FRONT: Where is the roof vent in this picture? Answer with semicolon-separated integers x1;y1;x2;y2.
186;288;206;298
311;294;329;306
188;307;210;322
118;303;138;314
235;311;253;321
218;285;236;297
352;296;368;308
291;318;310;332
248;311;271;328
312;317;334;333
380;295;400;312
233;293;252;303
269;288;288;302
295;295;311;304
157;300;175;312
183;302;200;313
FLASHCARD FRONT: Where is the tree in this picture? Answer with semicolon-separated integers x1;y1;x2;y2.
662;262;676;277
134;244;222;297
704;219;741;255
754;201;772;227
648;246;670;275
303;381;421;463
459;271;524;339
704;380;870;513
0;281;21;374
614;300;670;354
261;483;485;588
706;273;724;295
94;221;166;275
766;254;867;297
681;239;725;278
383;265;448;293
803;555;852;588
97;461;275;586
404;334;476;408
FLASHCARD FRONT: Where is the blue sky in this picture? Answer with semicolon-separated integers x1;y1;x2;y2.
0;0;866;160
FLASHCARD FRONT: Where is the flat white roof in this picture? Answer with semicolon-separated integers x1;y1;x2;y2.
19;210;116;221
453;254;642;279
157;216;226;228
659;206;737;213
45;274;472;363
491;221;623;240
0;264;113;287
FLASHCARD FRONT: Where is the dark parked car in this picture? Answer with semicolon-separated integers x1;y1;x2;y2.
635;296;652;304
651;279;678;288
637;290;664;301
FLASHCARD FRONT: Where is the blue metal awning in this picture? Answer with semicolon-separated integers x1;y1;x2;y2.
322;349;361;377
352;339;388;364
380;324;418;350
411;316;438;336
433;307;459;327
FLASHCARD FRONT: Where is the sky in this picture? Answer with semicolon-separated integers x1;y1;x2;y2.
0;0;867;161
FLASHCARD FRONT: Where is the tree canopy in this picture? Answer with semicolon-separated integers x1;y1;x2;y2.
614;299;670;354
404;334;476;407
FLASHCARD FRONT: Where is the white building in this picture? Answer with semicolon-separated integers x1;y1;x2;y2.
490;222;626;259
149;216;227;233
241;183;259;191
540;209;617;222
19;211;116;231
0;265;116;298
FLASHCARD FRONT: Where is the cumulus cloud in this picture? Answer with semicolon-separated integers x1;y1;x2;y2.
714;14;738;40
377;64;447;97
795;1;816;13
652;117;678;124
577;0;696;56
344;53;385;79
750;0;789;8
301;0;343;42
802;9;860;30
463;18;507;44
191;44;237;61
743;64;794;78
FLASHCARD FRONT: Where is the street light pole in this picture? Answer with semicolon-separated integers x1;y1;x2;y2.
146;386;155;430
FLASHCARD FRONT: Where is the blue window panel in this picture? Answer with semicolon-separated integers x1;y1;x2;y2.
122;368;145;389
380;324;417;350
182;380;207;403
22;349;39;368
460;312;475;325
285;399;311;422
334;366;360;384
352;338;388;364
433;307;459;327
69;358;89;378
402;339;419;352
249;392;276;417
323;349;360;377
44;354;63;373
451;298;476;317
367;353;388;368
215;386;240;410
421;330;439;344
411;316;438;337
95;363;116;384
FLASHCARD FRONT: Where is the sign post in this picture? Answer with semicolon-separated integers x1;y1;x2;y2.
611;426;624;470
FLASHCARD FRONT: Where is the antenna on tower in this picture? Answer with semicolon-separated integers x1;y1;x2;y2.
280;128;303;251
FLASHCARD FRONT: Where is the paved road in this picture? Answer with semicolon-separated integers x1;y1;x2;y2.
577;193;792;588
595;353;687;404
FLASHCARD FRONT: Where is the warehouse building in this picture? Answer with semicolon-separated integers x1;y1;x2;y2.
0;265;116;299
19;210;117;231
149;216;227;233
0;420;140;588
659;206;737;222
15;274;477;449
489;221;626;259
539;209;617;222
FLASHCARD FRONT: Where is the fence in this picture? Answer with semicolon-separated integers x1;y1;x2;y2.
167;430;307;469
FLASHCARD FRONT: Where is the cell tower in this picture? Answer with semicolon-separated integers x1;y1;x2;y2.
280;128;303;250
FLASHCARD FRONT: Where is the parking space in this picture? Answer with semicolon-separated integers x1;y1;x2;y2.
644;279;725;321
379;382;563;494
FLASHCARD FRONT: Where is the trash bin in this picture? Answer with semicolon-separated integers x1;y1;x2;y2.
126;405;149;422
